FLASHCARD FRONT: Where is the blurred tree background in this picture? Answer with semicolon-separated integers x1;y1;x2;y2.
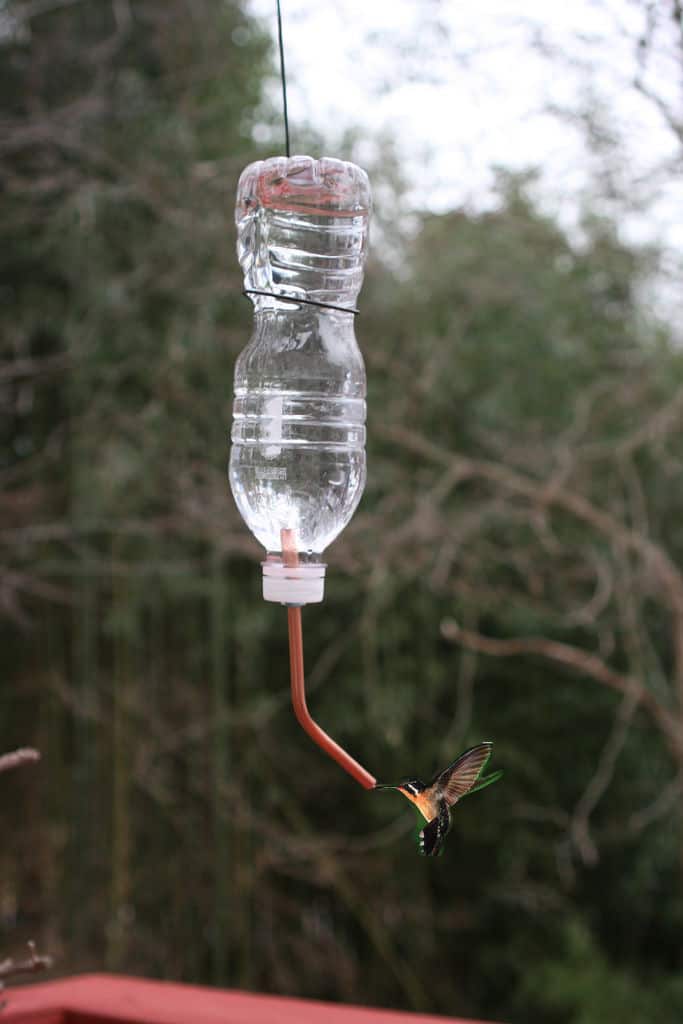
1;1;682;1022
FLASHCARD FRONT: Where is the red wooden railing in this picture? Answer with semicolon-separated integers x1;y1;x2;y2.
2;975;492;1024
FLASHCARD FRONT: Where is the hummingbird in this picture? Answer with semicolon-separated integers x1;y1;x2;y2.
376;742;503;857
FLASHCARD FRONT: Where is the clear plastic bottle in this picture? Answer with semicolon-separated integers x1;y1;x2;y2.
229;156;371;603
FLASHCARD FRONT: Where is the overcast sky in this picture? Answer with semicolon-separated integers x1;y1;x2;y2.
246;0;682;320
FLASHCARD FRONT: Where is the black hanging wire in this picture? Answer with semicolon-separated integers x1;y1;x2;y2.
241;1;360;317
276;0;290;158
243;289;359;315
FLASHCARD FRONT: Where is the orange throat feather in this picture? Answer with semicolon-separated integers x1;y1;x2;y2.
401;788;439;822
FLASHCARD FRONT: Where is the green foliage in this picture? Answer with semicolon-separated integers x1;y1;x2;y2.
524;917;683;1024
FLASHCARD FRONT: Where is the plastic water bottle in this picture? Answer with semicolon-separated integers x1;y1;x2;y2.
229;156;371;604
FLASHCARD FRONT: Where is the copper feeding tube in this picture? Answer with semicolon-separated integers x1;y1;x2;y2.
281;529;376;790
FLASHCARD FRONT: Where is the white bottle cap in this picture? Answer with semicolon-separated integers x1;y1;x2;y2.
262;561;326;605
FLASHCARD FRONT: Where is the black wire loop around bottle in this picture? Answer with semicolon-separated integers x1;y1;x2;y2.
242;289;360;316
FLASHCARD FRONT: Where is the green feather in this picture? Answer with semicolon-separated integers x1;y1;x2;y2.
466;769;503;796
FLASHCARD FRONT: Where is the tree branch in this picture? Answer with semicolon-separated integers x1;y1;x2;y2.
440;618;682;756
569;687;640;865
0;942;53;1010
0;749;40;774
0;942;52;983
382;423;683;707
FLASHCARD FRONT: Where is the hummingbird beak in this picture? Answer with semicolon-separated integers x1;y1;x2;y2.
374;784;398;791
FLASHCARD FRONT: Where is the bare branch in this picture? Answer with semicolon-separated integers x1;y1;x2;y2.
616;384;683;458
382;423;683;703
0;942;53;985
623;774;682;835
633;76;683;147
440;618;682;757
0;354;71;383
0;748;40;774
569;687;640;865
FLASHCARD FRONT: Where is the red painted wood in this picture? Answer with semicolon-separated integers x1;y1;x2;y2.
2;975;490;1024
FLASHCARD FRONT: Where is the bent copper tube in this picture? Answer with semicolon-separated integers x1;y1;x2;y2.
282;529;376;790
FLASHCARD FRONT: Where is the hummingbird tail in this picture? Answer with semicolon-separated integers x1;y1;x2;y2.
418;803;451;857
467;769;503;796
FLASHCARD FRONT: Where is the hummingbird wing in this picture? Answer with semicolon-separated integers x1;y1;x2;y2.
419;803;451;857
434;742;494;807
